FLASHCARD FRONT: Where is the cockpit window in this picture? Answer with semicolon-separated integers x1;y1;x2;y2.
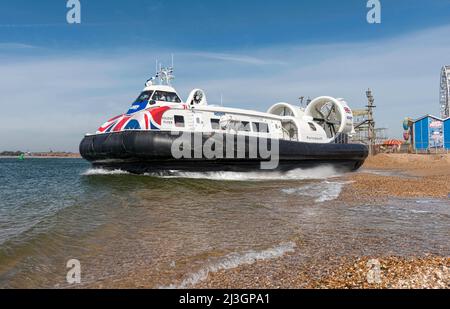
153;91;182;103
133;91;153;104
127;91;154;114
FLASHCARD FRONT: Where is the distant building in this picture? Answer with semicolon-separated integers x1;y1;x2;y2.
445;118;450;150
409;67;450;151
411;115;447;151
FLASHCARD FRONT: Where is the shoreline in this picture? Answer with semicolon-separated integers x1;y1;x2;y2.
192;254;449;289
0;155;81;159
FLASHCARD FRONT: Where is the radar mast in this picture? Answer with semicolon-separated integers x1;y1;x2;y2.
145;56;175;87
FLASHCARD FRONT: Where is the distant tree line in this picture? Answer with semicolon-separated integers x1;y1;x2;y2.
0;151;24;156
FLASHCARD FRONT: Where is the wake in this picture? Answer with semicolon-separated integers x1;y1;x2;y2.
157;165;342;181
82;165;344;181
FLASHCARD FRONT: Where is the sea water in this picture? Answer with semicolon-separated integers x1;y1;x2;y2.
0;158;448;288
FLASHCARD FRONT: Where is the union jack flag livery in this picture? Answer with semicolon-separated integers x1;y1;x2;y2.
96;106;171;134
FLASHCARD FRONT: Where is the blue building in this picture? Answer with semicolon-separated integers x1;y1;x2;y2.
445;118;450;149
412;115;445;150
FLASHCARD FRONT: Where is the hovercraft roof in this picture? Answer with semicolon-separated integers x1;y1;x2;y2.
142;84;177;93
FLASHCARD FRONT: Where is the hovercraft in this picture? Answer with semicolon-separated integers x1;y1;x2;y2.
79;65;368;174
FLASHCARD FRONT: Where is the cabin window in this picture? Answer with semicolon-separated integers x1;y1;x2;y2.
237;121;251;132
252;122;269;133
174;115;185;127
308;122;317;131
226;120;252;132
210;119;220;130
153;91;182;103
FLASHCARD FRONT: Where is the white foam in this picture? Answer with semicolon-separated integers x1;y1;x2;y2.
158;166;341;181
81;168;130;176
162;241;296;289
408;209;431;214
81;165;343;181
414;200;434;204
281;180;353;202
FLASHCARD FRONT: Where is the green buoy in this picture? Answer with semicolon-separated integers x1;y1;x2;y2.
18;153;25;161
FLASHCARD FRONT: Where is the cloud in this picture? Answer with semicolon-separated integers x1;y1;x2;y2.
0;21;148;29
1;24;450;151
0;23;66;28
183;51;287;65
0;43;37;49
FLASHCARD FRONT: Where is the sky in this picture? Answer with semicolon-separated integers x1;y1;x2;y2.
1;0;450;152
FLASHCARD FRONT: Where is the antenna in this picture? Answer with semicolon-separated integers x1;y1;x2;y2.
299;96;304;107
149;56;176;86
220;94;223;106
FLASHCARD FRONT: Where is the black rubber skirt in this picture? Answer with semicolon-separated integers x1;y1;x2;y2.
79;131;368;174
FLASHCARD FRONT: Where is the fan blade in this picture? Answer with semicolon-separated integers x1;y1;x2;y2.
315;106;326;120
325;104;335;120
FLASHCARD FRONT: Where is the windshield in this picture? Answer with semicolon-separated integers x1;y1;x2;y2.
127;91;154;114
133;91;154;104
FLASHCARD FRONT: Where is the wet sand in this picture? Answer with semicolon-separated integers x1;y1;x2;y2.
343;153;450;201
192;154;450;289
